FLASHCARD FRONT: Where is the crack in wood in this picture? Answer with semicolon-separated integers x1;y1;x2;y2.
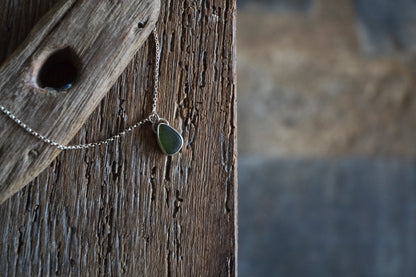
164;156;172;181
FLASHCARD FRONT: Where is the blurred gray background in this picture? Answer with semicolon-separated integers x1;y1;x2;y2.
237;0;416;276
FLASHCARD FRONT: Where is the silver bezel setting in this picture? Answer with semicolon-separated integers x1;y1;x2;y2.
156;123;183;156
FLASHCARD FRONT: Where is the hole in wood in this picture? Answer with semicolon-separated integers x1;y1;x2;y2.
36;47;79;91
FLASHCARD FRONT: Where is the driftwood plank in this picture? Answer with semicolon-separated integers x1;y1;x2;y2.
0;0;160;203
0;0;237;276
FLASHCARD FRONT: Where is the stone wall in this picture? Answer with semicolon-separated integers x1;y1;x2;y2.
238;0;416;276
238;0;416;157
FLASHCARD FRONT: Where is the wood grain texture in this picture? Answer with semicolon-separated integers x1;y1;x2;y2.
0;0;160;203
0;0;237;276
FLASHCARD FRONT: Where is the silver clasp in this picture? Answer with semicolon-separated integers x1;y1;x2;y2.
148;112;160;124
148;112;170;133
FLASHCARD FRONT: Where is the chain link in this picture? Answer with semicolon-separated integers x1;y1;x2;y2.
152;29;160;113
0;29;161;151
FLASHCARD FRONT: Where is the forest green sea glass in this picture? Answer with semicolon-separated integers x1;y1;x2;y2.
157;123;183;155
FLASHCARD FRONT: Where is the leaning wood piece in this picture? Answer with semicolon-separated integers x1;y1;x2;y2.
0;0;160;203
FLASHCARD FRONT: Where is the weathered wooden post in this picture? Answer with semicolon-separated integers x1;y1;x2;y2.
0;0;237;276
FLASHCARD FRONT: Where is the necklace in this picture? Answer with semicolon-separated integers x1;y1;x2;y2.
0;29;183;156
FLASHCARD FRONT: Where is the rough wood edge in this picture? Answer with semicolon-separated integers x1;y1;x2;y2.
0;0;161;204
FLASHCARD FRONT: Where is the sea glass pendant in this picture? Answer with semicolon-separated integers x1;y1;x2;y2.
156;122;183;155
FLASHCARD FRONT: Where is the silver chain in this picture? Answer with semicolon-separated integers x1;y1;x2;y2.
152;29;160;114
0;29;161;151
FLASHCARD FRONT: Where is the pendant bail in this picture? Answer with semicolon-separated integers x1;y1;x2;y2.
152;118;169;134
148;112;160;124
